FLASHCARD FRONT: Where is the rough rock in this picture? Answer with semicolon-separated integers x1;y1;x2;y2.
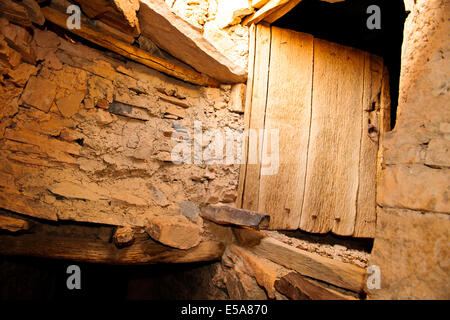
56;91;85;118
215;0;254;28
20;76;57;112
145;214;202;249
378;164;450;213
113;226;136;248
228;83;246;113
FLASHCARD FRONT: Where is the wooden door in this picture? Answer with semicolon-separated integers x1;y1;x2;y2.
238;24;390;238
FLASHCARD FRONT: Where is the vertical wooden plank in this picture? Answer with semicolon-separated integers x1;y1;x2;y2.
354;53;384;238
242;23;272;211
300;39;365;236
237;24;257;208
258;27;313;229
379;67;391;135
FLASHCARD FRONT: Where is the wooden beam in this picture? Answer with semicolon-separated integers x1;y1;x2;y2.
354;53;384;238
41;6;221;87
249;237;366;292
69;0;140;36
275;272;357;300
201;205;270;229
243;0;290;26
0;232;225;264
138;0;247;84
263;0;303;24
49;0;135;44
252;0;271;9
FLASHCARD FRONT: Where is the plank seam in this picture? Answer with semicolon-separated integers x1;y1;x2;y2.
255;25;273;211
299;35;315;229
238;24;258;208
353;53;368;237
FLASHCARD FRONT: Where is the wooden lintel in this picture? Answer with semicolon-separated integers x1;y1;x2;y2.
252;0;271;9
0;232;225;264
41;6;221;87
263;0;303;24
243;0;290;26
201;205;270;229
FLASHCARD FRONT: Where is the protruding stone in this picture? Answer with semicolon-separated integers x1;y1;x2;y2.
113;226;135;248
7;63;37;87
201;205;270;229
95;108;114;125
163;104;186;119
228;83;246;113
145;214;202;249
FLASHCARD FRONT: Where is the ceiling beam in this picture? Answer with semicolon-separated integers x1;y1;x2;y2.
243;0;303;26
243;0;290;26
264;0;303;24
41;6;221;87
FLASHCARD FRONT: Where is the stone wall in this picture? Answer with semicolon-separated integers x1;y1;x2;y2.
369;0;450;299
0;18;243;229
165;0;251;70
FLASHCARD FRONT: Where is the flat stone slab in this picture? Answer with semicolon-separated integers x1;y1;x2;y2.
200;205;270;229
138;0;247;84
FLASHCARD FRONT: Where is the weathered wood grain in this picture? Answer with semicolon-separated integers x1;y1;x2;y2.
354;53;384;238
242;23;271;211
275;272;357;300
237;23;256;208
240;31;384;237
225;244;290;299
252;0;271;9
300;38;365;236
249;237;366;292
0;232;224;264
243;0;290;26
258;27;313;229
